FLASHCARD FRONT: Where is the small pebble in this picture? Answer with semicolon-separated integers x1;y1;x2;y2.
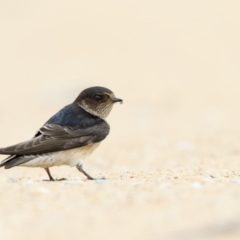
191;182;202;189
95;179;108;184
6;178;18;183
230;180;240;184
36;187;50;194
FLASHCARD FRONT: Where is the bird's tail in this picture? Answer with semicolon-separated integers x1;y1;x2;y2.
0;155;16;168
0;155;35;169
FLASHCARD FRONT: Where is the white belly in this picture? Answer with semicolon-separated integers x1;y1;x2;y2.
21;143;100;168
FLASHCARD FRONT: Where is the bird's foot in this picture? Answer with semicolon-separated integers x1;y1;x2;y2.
43;178;67;182
56;178;67;181
76;164;106;181
87;176;106;181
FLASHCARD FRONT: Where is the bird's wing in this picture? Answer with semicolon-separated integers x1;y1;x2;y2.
0;122;110;155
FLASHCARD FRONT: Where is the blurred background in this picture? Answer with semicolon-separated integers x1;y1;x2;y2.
1;1;240;240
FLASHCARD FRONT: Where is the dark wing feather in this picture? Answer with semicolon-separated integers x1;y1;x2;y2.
0;121;110;155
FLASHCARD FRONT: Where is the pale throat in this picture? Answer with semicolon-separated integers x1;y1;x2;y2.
78;101;113;119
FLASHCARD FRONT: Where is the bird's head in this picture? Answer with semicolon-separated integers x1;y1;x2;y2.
74;86;123;118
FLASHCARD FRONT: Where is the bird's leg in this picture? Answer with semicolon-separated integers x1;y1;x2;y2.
76;163;104;180
44;168;67;181
44;168;55;181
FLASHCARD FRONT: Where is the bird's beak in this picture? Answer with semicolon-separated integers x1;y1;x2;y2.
112;97;123;104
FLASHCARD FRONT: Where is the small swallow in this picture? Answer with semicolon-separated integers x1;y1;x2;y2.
0;86;122;181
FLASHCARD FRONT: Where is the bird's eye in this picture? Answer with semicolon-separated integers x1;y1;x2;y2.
94;94;102;101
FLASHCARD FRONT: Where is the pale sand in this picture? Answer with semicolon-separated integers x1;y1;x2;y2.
1;1;240;240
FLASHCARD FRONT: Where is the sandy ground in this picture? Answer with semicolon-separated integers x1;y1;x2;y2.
1;1;240;240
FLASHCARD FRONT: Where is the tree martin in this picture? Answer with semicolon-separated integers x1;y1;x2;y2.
0;86;122;181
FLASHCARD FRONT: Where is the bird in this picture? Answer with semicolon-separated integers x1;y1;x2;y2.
0;86;122;181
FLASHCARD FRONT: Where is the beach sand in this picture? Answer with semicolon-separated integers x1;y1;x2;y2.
0;1;240;239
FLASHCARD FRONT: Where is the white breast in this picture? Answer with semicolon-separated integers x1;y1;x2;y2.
21;143;100;168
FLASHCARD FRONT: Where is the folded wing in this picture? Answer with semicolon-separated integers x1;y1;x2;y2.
0;122;110;156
